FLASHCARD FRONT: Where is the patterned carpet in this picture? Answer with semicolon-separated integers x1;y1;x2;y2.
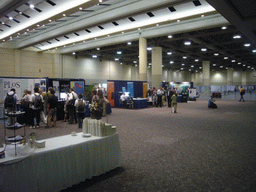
1;99;256;191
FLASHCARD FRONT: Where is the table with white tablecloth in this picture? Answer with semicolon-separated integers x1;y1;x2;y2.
0;133;122;192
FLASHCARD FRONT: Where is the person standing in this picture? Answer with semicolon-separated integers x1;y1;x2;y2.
4;88;18;126
167;87;173;108
75;94;86;128
43;87;53;118
171;92;178;113
68;88;78;124
156;87;163;107
46;89;58;128
21;89;31;126
239;86;245;102
30;87;43;128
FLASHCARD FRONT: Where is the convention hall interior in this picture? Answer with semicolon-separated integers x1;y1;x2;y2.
0;0;256;191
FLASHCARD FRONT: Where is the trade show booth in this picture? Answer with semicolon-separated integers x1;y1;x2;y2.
107;80;148;108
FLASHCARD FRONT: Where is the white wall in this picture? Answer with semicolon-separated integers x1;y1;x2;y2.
0;47;256;86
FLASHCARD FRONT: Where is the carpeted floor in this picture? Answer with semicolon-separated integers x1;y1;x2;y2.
1;99;256;191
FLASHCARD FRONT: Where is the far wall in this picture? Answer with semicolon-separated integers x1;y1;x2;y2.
0;48;256;86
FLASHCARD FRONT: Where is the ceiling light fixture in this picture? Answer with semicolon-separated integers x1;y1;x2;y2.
214;53;219;56
195;59;199;62
168;35;173;38
92;55;97;58
201;48;207;51
167;52;172;55
231;60;236;62
127;42;132;45
183;56;187;59
252;49;256;53
184;41;191;45
244;43;251;47
221;26;227;30
224;57;228;59
117;51;122;54
170;61;174;64
233;35;241;39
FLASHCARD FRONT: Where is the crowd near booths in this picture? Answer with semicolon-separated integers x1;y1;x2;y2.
107;80;148;108
0;77;47;118
194;85;256;98
0;77;85;119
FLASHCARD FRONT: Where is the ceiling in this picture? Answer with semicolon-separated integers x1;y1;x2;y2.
0;0;256;73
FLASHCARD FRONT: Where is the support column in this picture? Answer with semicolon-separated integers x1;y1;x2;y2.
139;37;147;81
202;61;210;92
242;71;247;85
14;50;21;77
227;68;233;85
152;47;162;88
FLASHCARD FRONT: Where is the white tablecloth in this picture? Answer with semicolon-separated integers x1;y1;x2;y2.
0;133;122;192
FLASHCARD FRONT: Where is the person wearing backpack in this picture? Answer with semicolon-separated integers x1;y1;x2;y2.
74;94;86;128
46;89;58;128
239;86;245;102
4;88;18;126
30;87;43;128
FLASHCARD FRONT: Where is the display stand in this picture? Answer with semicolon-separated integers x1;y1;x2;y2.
4;111;26;156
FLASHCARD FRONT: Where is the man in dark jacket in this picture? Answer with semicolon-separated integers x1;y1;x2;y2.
46;90;58;128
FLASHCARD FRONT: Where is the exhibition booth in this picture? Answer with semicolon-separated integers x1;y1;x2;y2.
107;80;148;108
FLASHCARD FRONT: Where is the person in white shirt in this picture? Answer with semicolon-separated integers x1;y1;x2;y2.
67;88;78;124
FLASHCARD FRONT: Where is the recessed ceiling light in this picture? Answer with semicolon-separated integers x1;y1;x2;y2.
247;66;251;68
92;55;97;58
149;63;152;65
117;51;122;54
63;14;66;17
182;63;185;66
133;61;137;63
167;52;172;55
220;66;223;68
115;58;119;61
214;53;219;56
96;48;100;50
191;65;194;68
147;47;152;51
29;4;35;9
199;67;202;69
79;7;83;10
195;59;199;62
252;49;256;53
184;41;191;45
72;52;75;55
127;42;132;45
201;48;207;51
233;35;241;39
181;68;184;70
177;20;180;22
231;60;236;62
120;63;122;65
238;62;241;65
135;64;138;67
213;64;216;66
49;19;52;22
9;17;13;20
183;56;187;59
168;35;173;38
170;61;174;64
244;43;251;47
221;26;227;30
224;57;228;59
243;64;246;66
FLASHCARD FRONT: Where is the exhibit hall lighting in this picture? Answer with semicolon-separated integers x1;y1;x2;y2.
233;35;241;39
38;1;215;50
0;0;92;40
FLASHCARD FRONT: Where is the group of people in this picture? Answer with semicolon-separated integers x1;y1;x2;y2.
4;87;58;128
148;87;178;113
